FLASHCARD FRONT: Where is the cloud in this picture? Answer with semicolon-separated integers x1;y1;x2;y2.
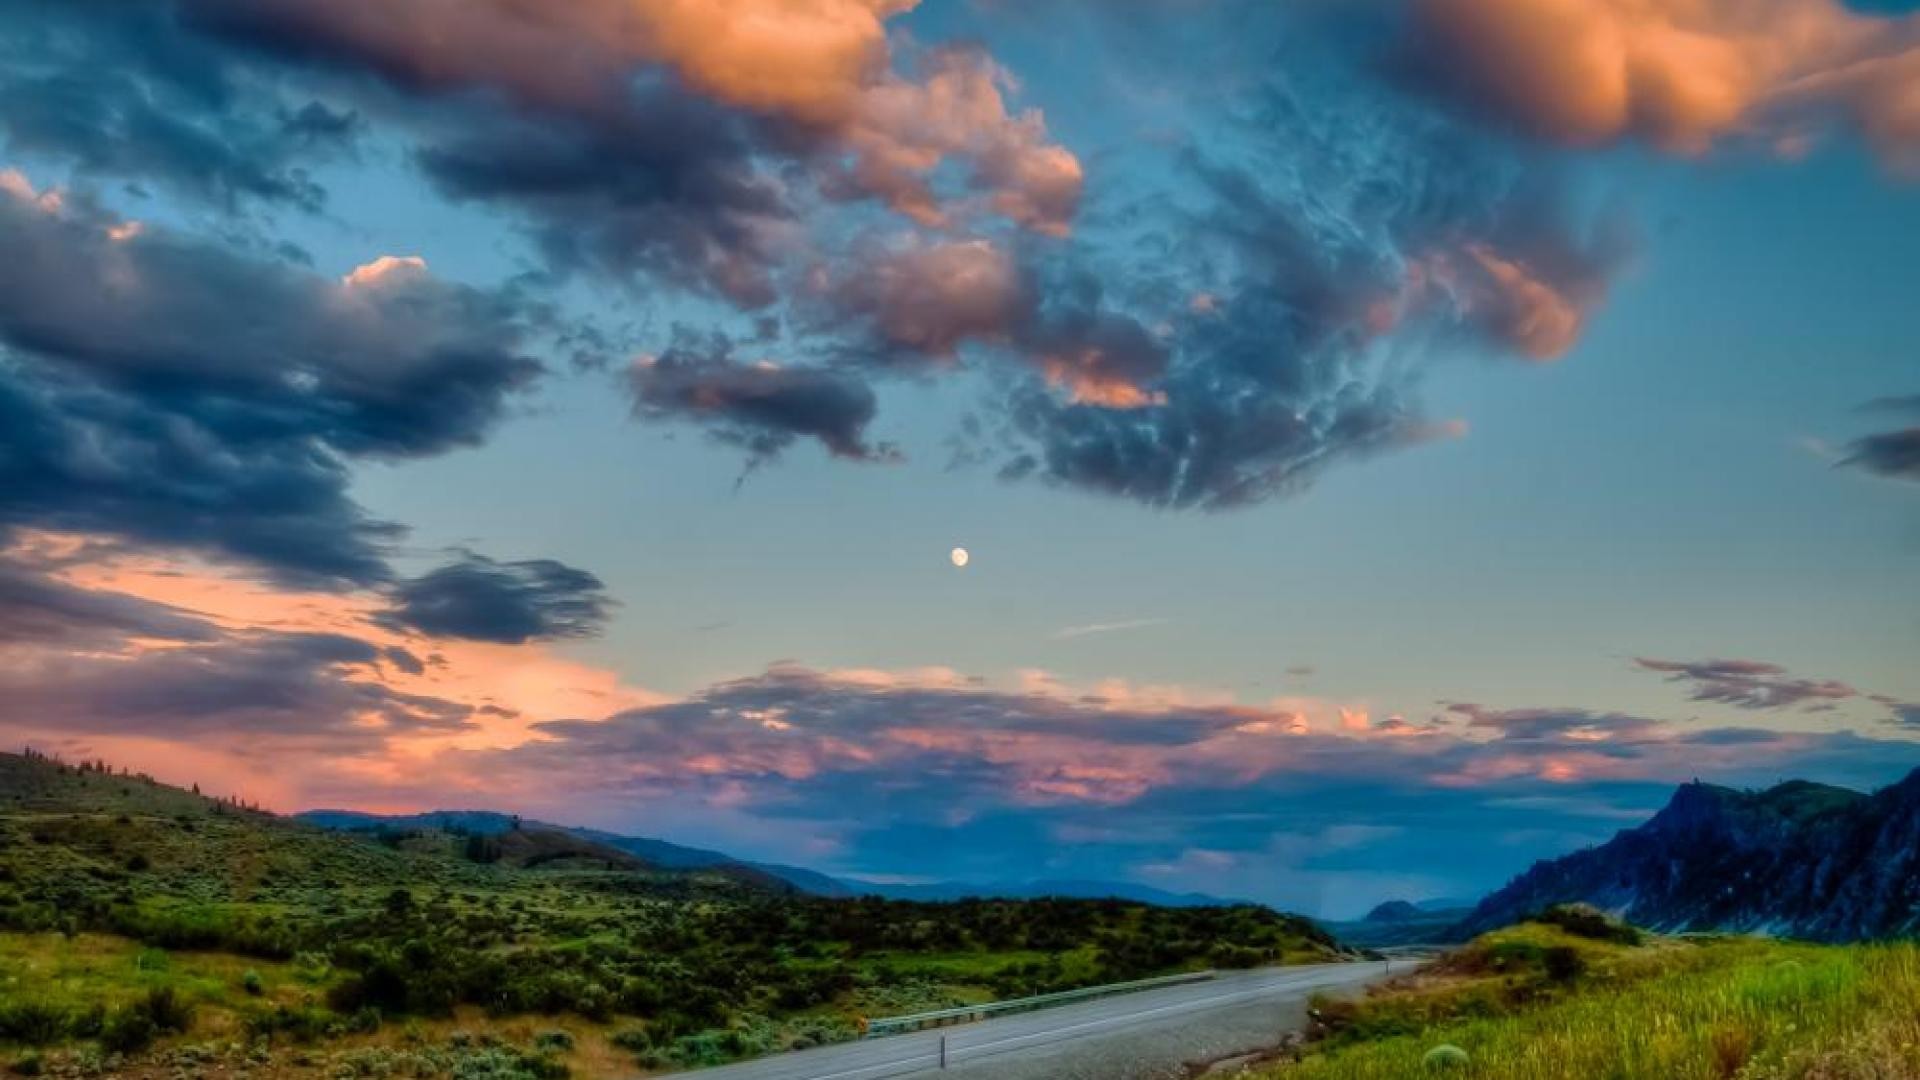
1634;656;1862;711
0;554;218;647
627;330;897;463
1403;0;1920;170
0;173;548;586
971;41;1624;509
1050;618;1168;640
415;87;795;307
819;236;1171;406
1841;426;1920;480
0;1;358;211
384;663;1920;914
0;565;475;751
0;538;660;773
182;0;1080;236
379;552;614;645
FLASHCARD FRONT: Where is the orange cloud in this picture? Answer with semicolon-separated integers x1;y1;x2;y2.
629;2;1080;232
1412;0;1920;170
24;532;661;762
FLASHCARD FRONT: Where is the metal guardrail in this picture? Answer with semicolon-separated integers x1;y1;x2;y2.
860;969;1217;1037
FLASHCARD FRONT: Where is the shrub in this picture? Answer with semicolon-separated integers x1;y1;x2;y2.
1422;1043;1470;1070
99;1009;156;1054
610;1027;651;1052
8;1051;43;1077
534;1030;575;1051
0;1001;71;1046
1537;903;1642;946
134;987;193;1034
1543;945;1587;982
241;969;264;996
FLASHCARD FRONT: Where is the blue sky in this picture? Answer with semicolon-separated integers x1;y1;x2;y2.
0;0;1916;917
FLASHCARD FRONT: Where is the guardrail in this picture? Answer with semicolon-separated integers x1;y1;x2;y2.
861;969;1217;1037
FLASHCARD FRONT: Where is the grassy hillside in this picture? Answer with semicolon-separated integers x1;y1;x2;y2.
0;751;1344;1077
1255;907;1920;1079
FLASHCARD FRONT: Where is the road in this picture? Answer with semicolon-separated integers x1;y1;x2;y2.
683;961;1392;1080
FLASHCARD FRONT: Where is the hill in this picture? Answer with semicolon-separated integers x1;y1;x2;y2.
1247;910;1920;1079
862;877;1240;907
0;750;1349;1077
298;810;1239;905
1316;898;1476;949
1456;769;1920;941
298;809;807;893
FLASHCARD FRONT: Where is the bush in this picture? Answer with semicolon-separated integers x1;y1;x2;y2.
1422;1043;1470;1070
241;969;264;996
8;1052;43;1077
1537;903;1642;946
99;1009;156;1054
134;987;193;1034
1543;945;1587;982
0;1001;70;1046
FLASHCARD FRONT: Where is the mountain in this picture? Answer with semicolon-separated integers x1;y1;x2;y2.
297;812;1237;907
1316;897;1478;947
1362;900;1424;923
298;809;845;895
1456;770;1920;942
858;878;1241;907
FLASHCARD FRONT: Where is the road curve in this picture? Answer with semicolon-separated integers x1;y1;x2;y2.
679;961;1392;1080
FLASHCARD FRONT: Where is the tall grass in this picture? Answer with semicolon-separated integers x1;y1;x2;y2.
1272;940;1920;1079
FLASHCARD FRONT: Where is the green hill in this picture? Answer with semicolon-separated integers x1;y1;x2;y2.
0;750;1346;1077
1249;909;1920;1079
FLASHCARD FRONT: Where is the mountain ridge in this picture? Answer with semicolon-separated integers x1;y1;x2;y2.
1456;768;1920;942
297;809;1244;908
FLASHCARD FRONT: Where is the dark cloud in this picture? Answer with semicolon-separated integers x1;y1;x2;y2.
0;562;472;748
627;330;897;464
416;90;793;307
0;1;358;212
0;361;401;587
174;0;1081;289
0;629;472;745
0;181;546;586
380;552;614;645
972;44;1622;509
1634;657;1862;711
1446;703;1664;747
1841;427;1920;481
0;557;218;647
381;645;427;676
4;0;1635;515
819;238;1172;409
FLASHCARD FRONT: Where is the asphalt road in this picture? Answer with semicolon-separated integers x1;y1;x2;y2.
682;962;1392;1080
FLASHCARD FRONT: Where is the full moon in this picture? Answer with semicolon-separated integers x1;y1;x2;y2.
950;547;970;568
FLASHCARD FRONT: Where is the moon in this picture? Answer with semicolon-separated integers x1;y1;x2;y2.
950;547;970;568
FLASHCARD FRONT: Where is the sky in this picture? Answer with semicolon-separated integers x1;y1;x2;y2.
0;0;1916;918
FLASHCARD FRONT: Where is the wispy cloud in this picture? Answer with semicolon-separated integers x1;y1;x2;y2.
1050;618;1168;641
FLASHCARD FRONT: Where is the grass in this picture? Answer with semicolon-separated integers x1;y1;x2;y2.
1260;916;1920;1080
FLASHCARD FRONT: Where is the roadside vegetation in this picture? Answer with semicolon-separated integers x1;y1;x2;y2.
0;751;1342;1077
1259;905;1920;1079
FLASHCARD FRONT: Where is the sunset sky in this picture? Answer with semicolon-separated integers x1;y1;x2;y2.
1;0;1916;917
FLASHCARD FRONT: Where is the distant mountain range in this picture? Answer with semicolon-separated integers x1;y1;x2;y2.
1456;769;1920;942
297;809;1240;908
1315;897;1477;947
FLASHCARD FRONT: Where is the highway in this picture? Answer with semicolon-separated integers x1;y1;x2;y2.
683;961;1393;1080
